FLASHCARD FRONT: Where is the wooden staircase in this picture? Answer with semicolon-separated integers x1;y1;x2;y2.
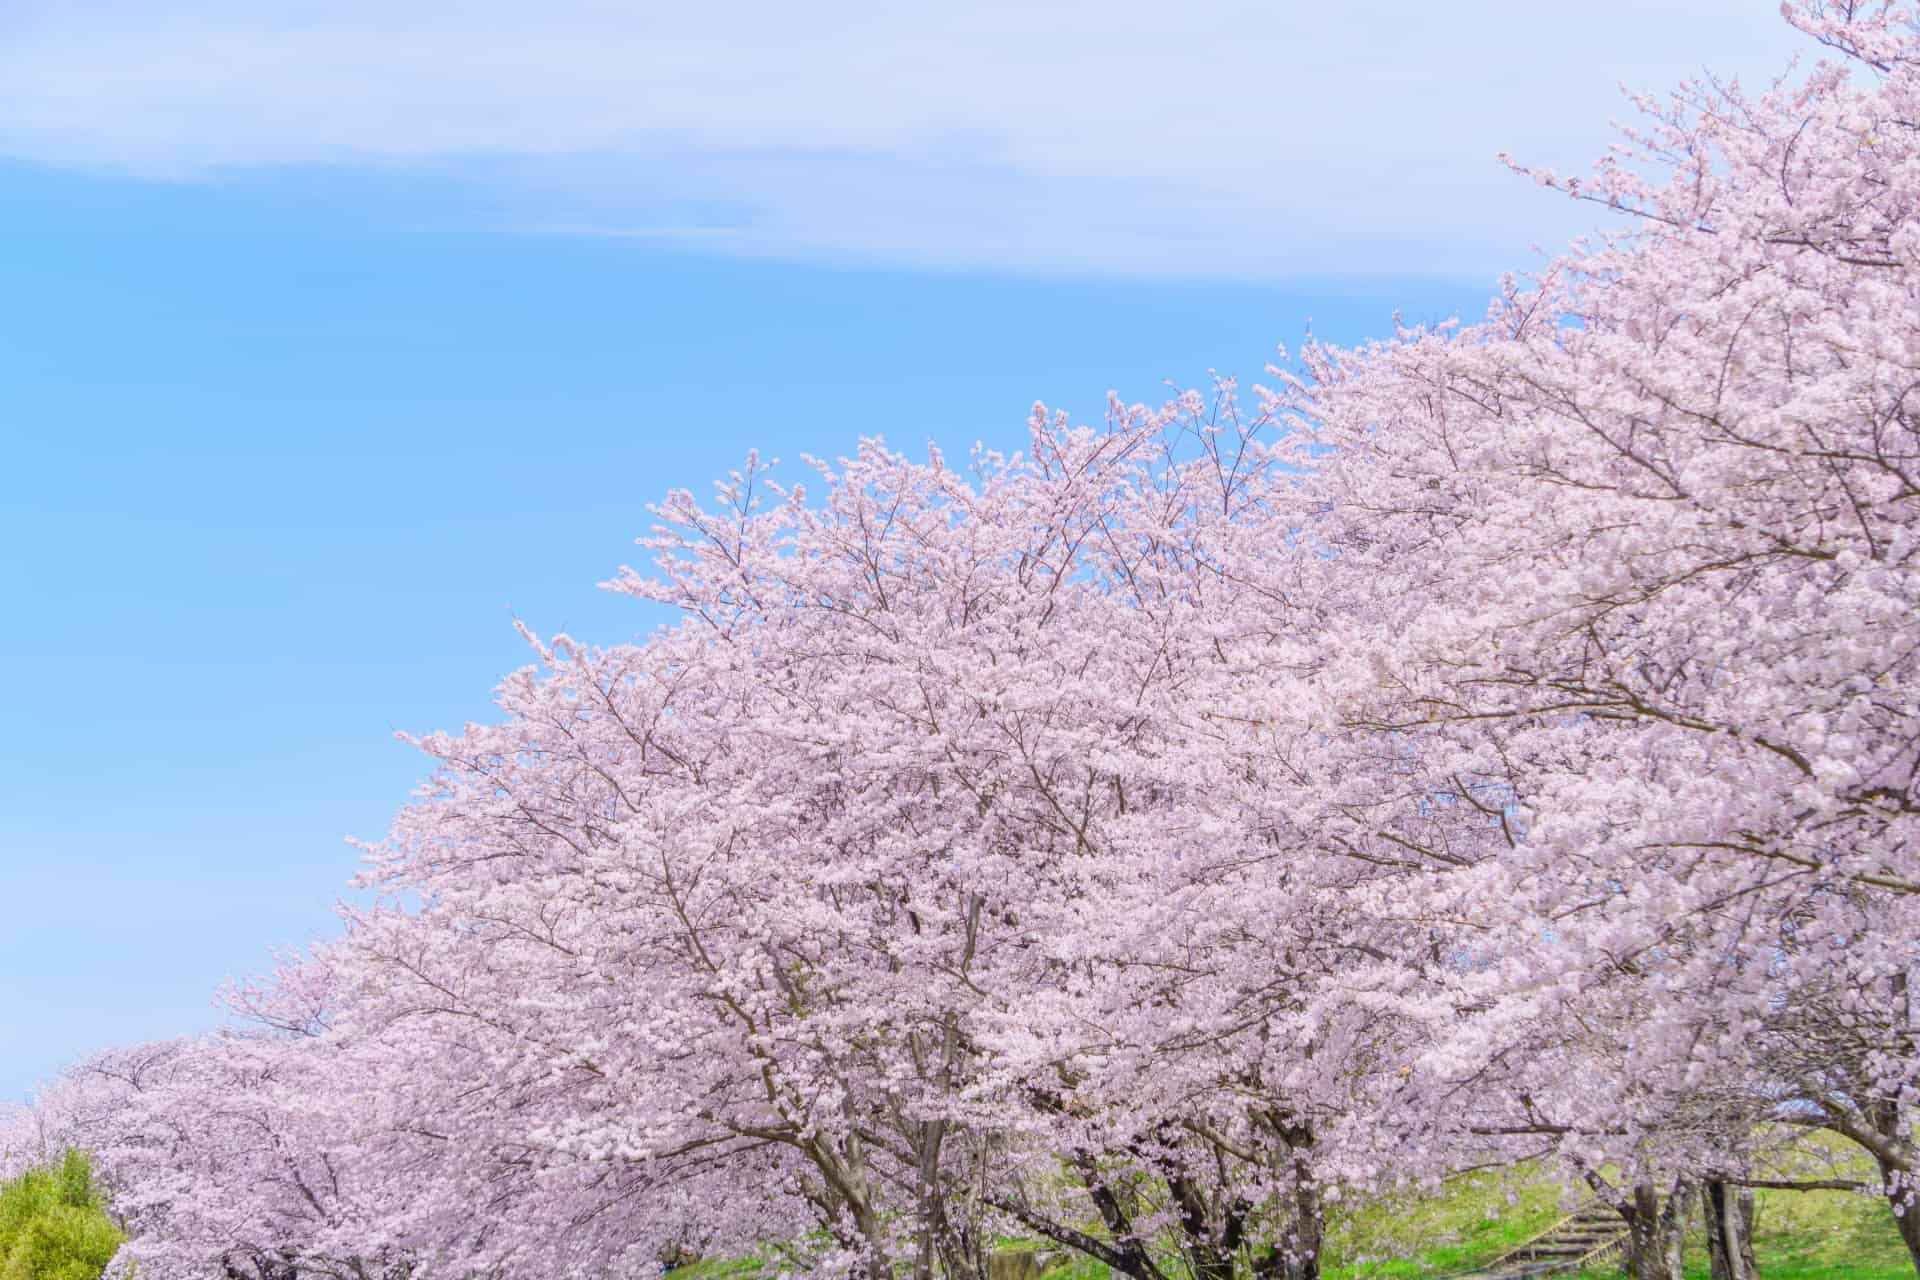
1459;1200;1628;1278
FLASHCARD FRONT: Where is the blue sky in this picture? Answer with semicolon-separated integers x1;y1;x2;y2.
0;2;1804;1100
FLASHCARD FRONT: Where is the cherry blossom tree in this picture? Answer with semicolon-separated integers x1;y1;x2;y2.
315;409;1495;1280
1272;2;1920;1273
0;1103;57;1185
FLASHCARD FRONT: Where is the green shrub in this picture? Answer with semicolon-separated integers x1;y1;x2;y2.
0;1151;124;1280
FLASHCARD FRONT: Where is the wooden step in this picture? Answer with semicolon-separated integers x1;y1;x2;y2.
1454;1199;1629;1279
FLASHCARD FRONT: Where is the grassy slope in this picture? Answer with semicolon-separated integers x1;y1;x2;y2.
677;1145;1915;1280
1670;1185;1911;1280
1319;1153;1912;1280
671;1259;767;1280
1324;1164;1566;1280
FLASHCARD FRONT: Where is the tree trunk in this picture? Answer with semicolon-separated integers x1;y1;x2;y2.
931;1191;987;1280
1701;1182;1757;1280
1166;1169;1235;1280
849;1199;894;1280
1283;1181;1325;1280
1857;1070;1920;1279
1869;975;1920;1277
1255;1181;1323;1280
913;1118;947;1280
1619;1179;1689;1280
1877;1161;1920;1277
810;1137;893;1280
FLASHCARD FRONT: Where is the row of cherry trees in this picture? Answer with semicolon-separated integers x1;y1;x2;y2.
10;5;1919;1280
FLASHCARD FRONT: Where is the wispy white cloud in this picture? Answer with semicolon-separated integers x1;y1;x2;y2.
0;1;1806;278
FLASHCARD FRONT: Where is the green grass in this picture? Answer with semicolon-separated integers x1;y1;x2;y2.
1319;1142;1915;1280
679;1138;1918;1280
669;1258;767;1280
1006;1171;1919;1280
992;1164;1568;1280
1322;1164;1573;1280
1676;1183;1911;1280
